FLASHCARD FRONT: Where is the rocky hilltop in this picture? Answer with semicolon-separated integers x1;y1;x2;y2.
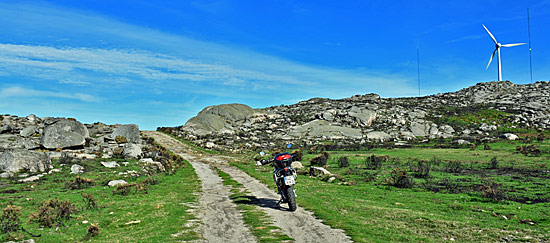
160;81;550;150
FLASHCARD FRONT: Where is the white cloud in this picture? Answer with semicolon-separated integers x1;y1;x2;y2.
0;86;98;102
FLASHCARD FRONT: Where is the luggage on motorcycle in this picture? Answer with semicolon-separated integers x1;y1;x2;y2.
274;152;292;168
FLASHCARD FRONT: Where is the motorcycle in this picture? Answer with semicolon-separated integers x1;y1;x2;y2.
257;145;298;211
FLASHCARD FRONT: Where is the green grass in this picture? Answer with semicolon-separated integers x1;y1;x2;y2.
0;158;201;242
213;167;294;242
232;139;550;242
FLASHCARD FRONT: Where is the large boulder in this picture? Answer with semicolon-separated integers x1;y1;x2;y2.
288;120;362;139
112;124;141;144
41;119;89;149
184;104;257;135
123;143;142;158
366;131;391;141
347;107;377;127
0;149;52;174
410;121;431;137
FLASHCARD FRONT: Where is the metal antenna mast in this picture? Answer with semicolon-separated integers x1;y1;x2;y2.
417;46;420;96
528;8;533;83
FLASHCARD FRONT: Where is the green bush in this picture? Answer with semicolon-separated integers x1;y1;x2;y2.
337;156;350;168
29;199;77;228
1;205;21;234
387;168;414;188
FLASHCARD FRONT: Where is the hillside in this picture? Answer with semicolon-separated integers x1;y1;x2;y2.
160;81;550;151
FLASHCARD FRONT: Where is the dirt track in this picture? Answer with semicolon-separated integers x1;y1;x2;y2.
144;131;351;243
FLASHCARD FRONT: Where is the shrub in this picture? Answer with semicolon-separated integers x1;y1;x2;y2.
480;180;505;201
337;157;350;168
113;182;149;196
410;160;430;178
445;161;463;173
82;193;98;210
291;150;303;161
310;152;329;167
516;144;541;156
365;155;388;170
387;168;414;188
1;205;21;234
29;199;77;228
489;157;498;169
87;223;100;237
67;176;95;190
115;136;128;144
483;144;491;150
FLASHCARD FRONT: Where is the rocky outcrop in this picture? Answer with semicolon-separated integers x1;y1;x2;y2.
0;149;52;173
112;124;142;144
288;120;362;139
183;104;258;135
41;119;89;149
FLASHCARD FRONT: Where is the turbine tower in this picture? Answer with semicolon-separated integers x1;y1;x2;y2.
483;24;526;81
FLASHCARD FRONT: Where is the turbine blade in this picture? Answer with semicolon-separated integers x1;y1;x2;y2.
501;43;526;47
482;24;498;44
486;49;497;70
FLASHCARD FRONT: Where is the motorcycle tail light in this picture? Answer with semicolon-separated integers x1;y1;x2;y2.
284;168;288;171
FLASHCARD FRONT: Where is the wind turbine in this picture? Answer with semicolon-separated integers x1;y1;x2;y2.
483;24;526;81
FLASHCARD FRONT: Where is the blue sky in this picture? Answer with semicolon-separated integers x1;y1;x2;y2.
0;0;549;130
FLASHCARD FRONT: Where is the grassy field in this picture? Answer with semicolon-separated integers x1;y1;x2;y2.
0;157;201;242
232;139;550;242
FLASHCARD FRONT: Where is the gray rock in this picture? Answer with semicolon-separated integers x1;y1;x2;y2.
310;166;331;176
348;107;377;127
40;119;89;149
20;126;38;137
291;161;304;169
19;175;41;183
184;104;257;134
26;114;38;123
0;149;52;174
456;139;471;145
112;124;141;144
108;180;128;187
123;143;142;159
502;133;519;140
70;164;85;174
327;177;336;183
410;122;430;137
101;161;120;168
288;120;362;139
479;123;497;131
139;158;165;172
366;131;391;141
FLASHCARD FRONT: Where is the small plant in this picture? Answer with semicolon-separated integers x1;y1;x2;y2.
29;199;77;228
1;205;22;234
479;180;505;201
410;160;430;178
115;135;128;144
516;144;541;156
67;176;95;190
310;152;329;167
81;193;98;210
365;155;387;170
387;168;414;188
483;144;491;150
489;157;498;169
113;182;149;196
60;152;73;164
291;150;303;161
337;156;350;168
445;161;463;173
87;223;100;237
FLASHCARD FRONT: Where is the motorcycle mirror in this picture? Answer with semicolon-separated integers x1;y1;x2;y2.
259;151;265;156
287;144;292;149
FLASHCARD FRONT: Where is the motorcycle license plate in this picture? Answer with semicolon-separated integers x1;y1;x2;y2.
284;176;295;185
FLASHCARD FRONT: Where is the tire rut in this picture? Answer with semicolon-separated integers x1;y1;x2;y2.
143;131;351;243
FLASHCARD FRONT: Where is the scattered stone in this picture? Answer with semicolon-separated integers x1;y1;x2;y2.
502;133;519;140
19;175;41;183
108;180;128;187
101;161;120;168
124;220;141;225
310;166;331;177
123;143;142;158
70;164;85;174
327;177;336;183
291;161;304;169
20;126;38;137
